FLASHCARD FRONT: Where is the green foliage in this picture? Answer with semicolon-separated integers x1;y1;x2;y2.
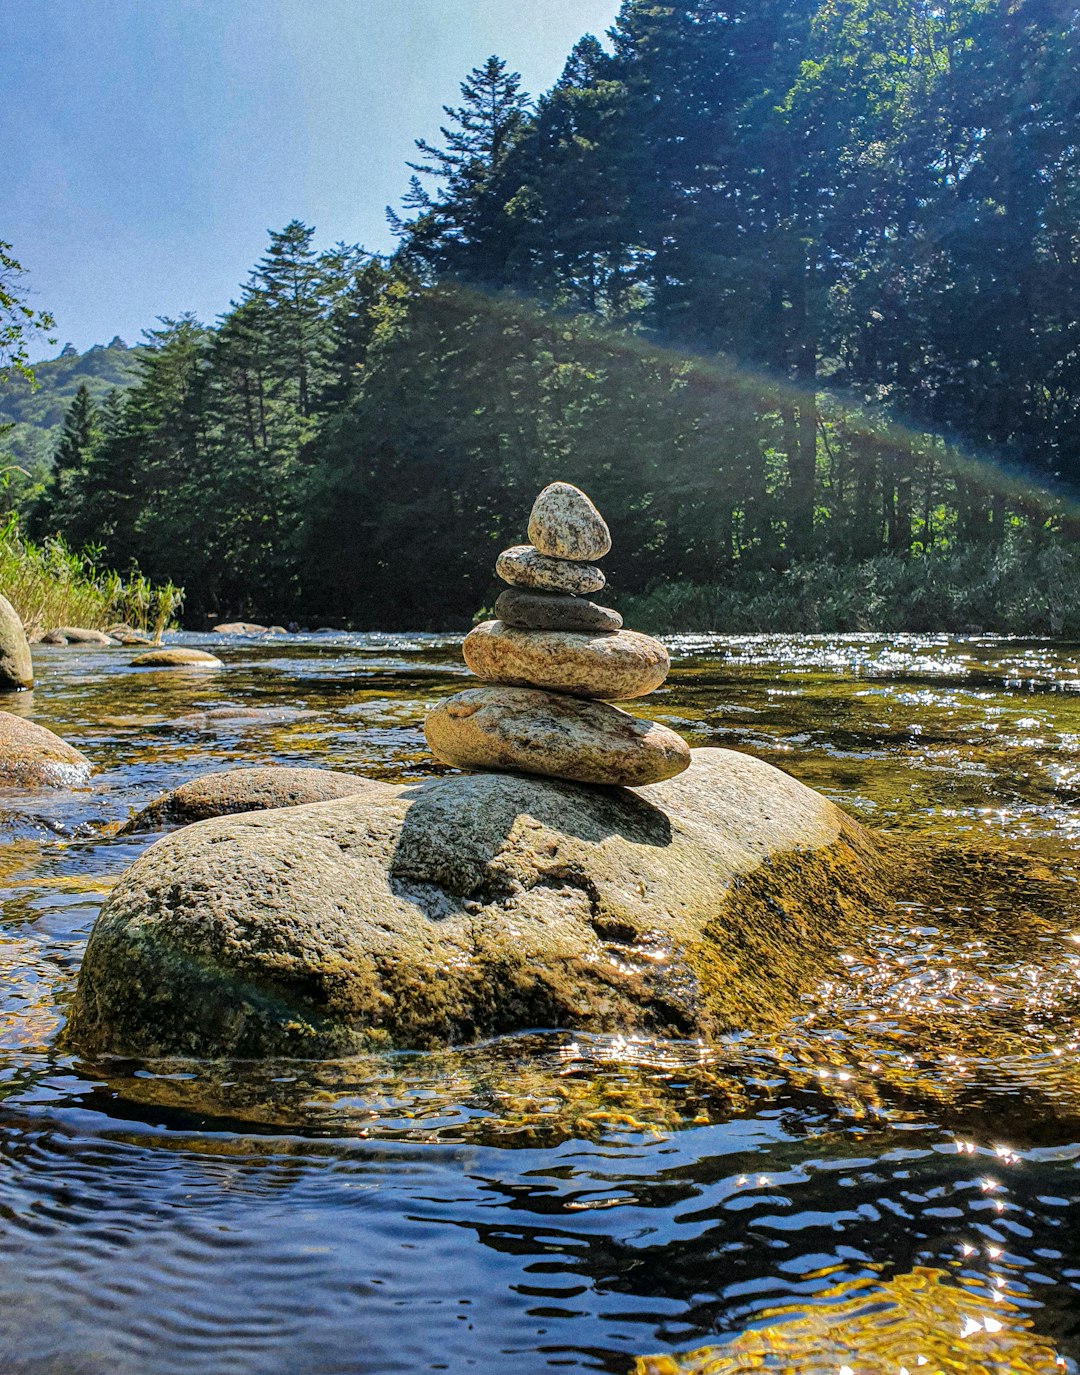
0;241;55;386
0;514;184;637
622;544;1080;637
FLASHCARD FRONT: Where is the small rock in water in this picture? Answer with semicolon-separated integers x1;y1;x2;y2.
42;627;117;646
495;587;622;633
496;545;605;595
130;648;224;668
463;621;669;701
425;685;690;787
121;765;373;833
527;481;612;562
0;711;92;787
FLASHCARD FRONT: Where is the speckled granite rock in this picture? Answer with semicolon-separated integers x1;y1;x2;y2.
463;621;669;701
527;481;611;562
426;685;689;786
494;587;622;633
130;648;224;668
67;749;885;1057
496;546;605;595
120;765;375;833
0;711;91;787
0;594;33;691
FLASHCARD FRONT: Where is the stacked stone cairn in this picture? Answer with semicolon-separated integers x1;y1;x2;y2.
425;482;691;787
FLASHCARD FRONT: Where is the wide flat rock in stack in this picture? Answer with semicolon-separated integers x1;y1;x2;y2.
496;545;606;596
464;622;669;701
426;685;689;787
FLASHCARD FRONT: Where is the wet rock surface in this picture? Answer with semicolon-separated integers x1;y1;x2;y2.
0;710;92;787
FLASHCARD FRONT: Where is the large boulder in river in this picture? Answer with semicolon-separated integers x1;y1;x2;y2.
120;765;377;833
0;711;91;787
0;594;33;691
130;647;223;668
69;749;887;1058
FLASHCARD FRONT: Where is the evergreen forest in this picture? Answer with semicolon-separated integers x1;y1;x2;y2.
16;0;1080;631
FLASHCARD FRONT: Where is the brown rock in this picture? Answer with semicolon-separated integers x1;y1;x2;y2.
120;765;375;833
42;626;117;646
67;749;885;1057
463;621;669;700
425;685;690;786
0;594;33;691
0;711;91;787
212;622;285;635
494;587;622;633
527;481;611;561
496;545;605;596
130;648;224;668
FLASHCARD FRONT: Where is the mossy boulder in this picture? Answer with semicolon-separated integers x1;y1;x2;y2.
69;748;888;1058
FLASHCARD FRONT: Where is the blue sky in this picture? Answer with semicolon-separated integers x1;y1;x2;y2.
5;0;622;359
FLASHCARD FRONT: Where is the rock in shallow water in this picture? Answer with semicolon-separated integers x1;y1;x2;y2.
425;685;690;786
0;594;33;691
67;749;886;1057
463;620;669;700
130;648;224;668
0;711;91;787
494;587;622;633
120;765;375;833
496;545;605;595
527;481;612;562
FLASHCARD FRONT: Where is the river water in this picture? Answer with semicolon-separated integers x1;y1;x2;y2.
2;631;1080;1374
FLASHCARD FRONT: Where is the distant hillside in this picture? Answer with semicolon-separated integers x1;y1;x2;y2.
0;338;142;502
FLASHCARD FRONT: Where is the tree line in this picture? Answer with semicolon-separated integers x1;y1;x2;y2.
26;0;1080;627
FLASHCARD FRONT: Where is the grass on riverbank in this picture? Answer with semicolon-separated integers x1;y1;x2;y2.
0;515;184;638
621;544;1080;637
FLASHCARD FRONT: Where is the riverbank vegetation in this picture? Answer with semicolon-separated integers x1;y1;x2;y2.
0;515;183;639
9;0;1079;631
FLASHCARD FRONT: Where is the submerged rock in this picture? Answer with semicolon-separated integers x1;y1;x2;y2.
121;764;374;833
69;748;886;1058
495;545;605;595
527;481;612;562
426;685;690;786
0;594;33;691
0;711;91;787
463;620;670;700
130;648;224;668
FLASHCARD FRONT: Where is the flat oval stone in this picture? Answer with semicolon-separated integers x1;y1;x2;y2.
528;481;611;561
425;685;690;787
496;545;605;595
131;648;224;668
495;587;622;633
463;621;669;700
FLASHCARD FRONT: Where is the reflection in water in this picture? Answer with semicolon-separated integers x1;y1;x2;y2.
1;632;1079;1373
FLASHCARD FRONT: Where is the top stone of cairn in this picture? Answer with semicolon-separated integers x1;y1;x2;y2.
528;482;611;562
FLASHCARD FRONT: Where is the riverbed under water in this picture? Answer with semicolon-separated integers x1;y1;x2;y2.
2;631;1080;1374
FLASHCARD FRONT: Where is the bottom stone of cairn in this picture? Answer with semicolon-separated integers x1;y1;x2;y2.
425;684;691;787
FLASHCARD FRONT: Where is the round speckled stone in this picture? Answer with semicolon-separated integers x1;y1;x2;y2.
425;685;689;787
527;481;611;562
496;545;605;595
462;621;669;701
494;587;622;634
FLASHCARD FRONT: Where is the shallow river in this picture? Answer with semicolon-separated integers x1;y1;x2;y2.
3;631;1080;1374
